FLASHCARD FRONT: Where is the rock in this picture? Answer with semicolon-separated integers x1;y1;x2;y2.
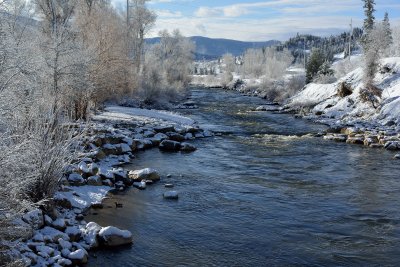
167;132;185;142
22;209;44;230
395;154;400;159
180;142;197;152
119;143;132;153
98;167;115;181
67;173;85;186
164;184;174;188
32;233;45;242
39;227;69;243
78;162;91;176
133;181;146;190
143;130;155;138
129;168;160;182
58;238;72;250
102;143;118;155
153;133;168;142
184;133;194;140
159;140;181;151
65;226;82;242
98;226;133;247
154;125;175;133
55;197;73;209
163;191;179;200
83;222;101;248
203;130;213;137
52;218;66;231
67;249;88;265
194;132;205;138
44;214;53;226
346;137;364;145
35;245;55;258
385;141;400;151
87;175;103;186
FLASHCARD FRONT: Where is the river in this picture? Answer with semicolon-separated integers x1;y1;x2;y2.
87;87;400;266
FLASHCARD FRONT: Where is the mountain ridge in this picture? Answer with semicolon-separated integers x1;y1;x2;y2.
146;36;280;59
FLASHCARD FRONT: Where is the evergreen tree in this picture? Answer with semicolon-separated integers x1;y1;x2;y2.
383;12;393;46
363;0;376;32
306;48;325;83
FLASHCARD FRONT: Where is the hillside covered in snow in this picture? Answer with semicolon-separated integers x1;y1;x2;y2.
286;57;400;128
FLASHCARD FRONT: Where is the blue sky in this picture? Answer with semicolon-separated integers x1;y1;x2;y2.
112;0;400;41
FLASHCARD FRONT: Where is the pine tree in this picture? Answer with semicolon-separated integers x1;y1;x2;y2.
383;12;393;46
363;0;376;32
306;48;325;83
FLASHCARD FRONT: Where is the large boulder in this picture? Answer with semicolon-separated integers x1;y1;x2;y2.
159;140;181;151
98;226;133;247
128;168;160;182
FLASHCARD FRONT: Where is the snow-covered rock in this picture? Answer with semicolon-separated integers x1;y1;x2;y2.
128;168;160;182
83;222;102;248
39;227;69;242
67;173;85;186
67;249;88;265
98;226;133;247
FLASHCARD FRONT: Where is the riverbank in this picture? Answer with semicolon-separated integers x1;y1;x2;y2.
11;105;213;266
190;57;400;157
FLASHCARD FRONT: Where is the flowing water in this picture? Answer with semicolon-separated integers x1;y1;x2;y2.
87;88;400;266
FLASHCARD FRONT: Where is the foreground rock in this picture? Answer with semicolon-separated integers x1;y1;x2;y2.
163;191;179;200
128;168;160;182
180;142;197;152
159;140;181;151
98;226;133;247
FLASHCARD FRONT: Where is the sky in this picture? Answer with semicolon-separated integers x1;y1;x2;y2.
112;0;400;41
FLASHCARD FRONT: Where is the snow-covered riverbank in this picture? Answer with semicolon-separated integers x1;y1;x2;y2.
12;105;213;266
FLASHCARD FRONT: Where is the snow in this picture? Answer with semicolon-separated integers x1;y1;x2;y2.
99;226;132;239
39;227;69;242
288;57;400;127
68;249;87;260
93;105;195;126
54;186;111;210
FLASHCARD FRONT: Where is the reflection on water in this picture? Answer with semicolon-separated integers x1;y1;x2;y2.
87;88;400;266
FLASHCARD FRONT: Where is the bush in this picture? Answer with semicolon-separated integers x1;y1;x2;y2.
359;83;382;108
337;82;353;97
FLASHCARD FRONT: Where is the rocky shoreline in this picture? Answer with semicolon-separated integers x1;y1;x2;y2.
12;106;213;266
196;83;400;158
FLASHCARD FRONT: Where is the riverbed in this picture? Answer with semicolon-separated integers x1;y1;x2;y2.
87;87;400;266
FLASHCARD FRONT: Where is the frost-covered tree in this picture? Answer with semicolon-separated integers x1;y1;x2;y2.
242;48;265;77
363;0;376;32
128;0;156;73
264;47;293;80
222;53;236;73
382;12;393;51
142;29;195;104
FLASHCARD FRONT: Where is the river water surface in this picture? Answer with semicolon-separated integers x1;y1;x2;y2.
87;88;400;266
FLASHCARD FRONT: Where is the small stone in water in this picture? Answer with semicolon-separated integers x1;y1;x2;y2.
164;184;174;188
